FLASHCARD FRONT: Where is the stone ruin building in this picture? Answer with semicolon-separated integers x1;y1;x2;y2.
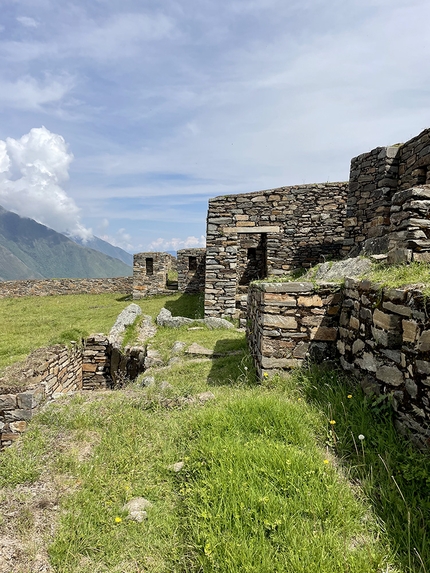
133;128;430;320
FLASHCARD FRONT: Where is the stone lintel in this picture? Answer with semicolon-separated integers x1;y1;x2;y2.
223;226;280;235
260;282;314;293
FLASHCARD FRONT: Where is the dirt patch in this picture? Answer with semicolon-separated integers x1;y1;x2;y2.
0;424;100;573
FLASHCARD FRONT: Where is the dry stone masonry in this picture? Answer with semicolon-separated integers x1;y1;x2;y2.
205;183;348;320
247;279;430;448
133;252;177;298
177;248;206;293
0;277;133;299
247;282;341;377
338;278;430;448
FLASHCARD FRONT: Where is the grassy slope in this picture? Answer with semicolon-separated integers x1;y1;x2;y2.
0;292;190;372
0;292;429;572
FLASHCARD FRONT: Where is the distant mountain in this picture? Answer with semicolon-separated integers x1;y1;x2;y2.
0;205;132;281
67;234;133;266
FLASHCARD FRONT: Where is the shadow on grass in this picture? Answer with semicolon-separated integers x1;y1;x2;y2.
164;293;204;319
295;365;430;573
115;294;133;302
206;337;256;387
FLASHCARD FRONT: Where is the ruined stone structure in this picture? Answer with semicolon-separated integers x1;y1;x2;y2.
204;128;430;321
177;248;206;293
343;129;430;260
204;183;348;320
0;334;146;449
247;279;430;447
133;252;177;299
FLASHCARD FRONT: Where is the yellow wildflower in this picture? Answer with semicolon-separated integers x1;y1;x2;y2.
329;420;336;425
115;516;122;523
347;394;352;399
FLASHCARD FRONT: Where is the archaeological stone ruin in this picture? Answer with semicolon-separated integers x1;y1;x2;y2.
1;128;430;448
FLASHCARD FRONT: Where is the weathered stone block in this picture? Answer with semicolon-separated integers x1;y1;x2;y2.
356;352;378;372
402;320;419;343
297;295;323;307
0;394;16;411
262;315;298;329
418;330;430;352
376;365;404;386
310;326;338;341
416;360;430;375
382;302;412;318
373;309;401;331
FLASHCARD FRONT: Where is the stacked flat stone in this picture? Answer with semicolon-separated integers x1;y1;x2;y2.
388;186;430;262
0;277;133;299
247;282;341;377
338;278;430;447
205;183;348;320
177;248;206;293
248;278;430;448
133;252;177;299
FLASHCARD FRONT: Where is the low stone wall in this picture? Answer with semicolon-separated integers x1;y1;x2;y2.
338;278;430;447
0;336;146;449
247;282;341;378
0;277;133;299
0;343;83;449
247;279;430;447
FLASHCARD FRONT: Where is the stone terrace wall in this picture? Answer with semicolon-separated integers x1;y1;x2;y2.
0;336;146;449
0;277;133;299
247;282;341;378
0;343;83;449
338;278;430;448
247;280;430;448
205;183;348;319
133;252;177;299
177;248;206;293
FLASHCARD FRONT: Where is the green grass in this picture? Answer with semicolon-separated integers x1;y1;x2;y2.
366;262;430;295
0;292;203;372
1;292;428;571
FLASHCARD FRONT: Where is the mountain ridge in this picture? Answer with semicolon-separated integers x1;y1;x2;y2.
0;205;132;281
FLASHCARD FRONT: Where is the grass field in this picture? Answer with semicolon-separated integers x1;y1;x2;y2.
0;292;429;572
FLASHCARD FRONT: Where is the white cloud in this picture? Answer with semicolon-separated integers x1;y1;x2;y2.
0;127;92;239
100;228;134;252
148;235;206;251
16;16;39;28
0;74;74;110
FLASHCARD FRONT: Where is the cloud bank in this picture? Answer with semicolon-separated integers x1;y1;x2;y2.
0;126;92;239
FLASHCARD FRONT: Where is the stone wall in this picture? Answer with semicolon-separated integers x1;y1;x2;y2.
133;252;177;298
205;183;348;319
338;278;430;448
342;146;400;255
0;277;133;299
247;282;341;378
387;185;430;263
0;336;146;449
398;129;430;191
341;128;430;258
177;248;206;293
247;279;430;448
0;343;83;449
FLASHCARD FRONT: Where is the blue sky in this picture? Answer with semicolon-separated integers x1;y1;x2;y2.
0;0;429;253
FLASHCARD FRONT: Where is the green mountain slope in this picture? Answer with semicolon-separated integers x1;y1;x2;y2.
0;205;132;280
